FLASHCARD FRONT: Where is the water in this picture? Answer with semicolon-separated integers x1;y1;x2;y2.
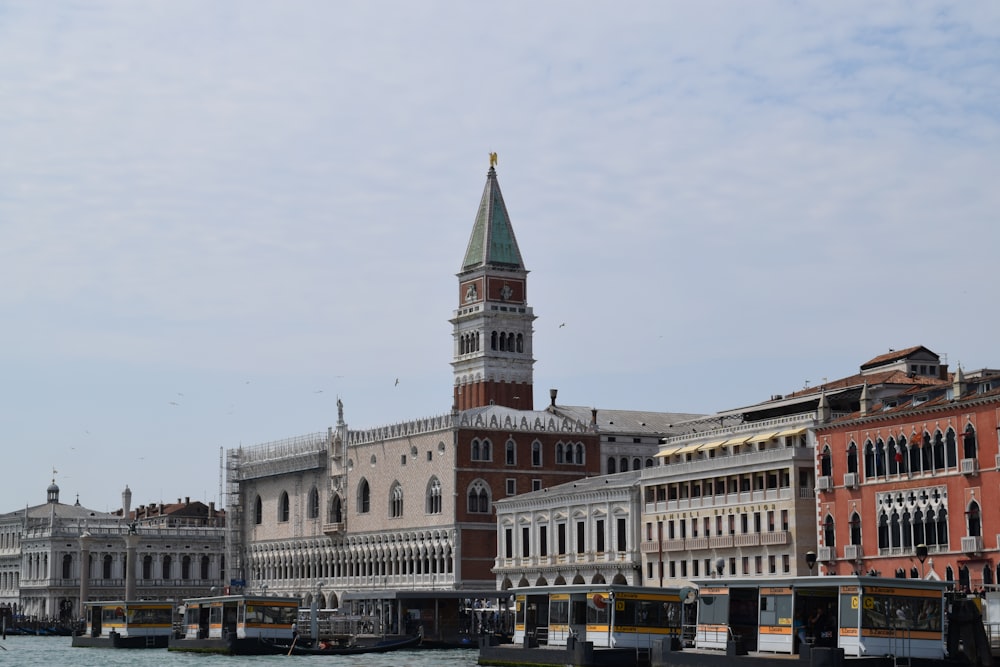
0;636;479;666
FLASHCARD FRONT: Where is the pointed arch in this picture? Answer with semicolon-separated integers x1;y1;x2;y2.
278;491;290;522
254;495;263;525
308;486;320;519
467;479;491;514
357;478;371;514
426;476;442;514
963;424;978;460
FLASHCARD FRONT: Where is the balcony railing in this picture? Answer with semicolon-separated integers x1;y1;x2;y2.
760;530;789;546
961;458;979;475
817;476;832;491
844;544;862;561
734;533;760;547
843;473;858;489
817;546;833;562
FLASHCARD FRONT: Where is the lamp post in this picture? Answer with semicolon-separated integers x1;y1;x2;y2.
805;551;817;576
916;544;928;579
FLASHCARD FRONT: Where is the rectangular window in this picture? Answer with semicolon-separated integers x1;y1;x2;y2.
681;560;688;577
617;518;627;551
506;479;516;496
539;526;548;557
427;451;432;461
647;562;654;579
767;511;775;532
401;455;407;465
506;442;515;465
768;555;776;574
669;560;676;578
596;519;605;552
742;556;749;575
532;479;542;492
753;512;761;532
692;559;699;577
755;556;763;574
781;510;789;531
504;528;513;559
522;526;530;558
783;554;790;573
740;514;748;533
576;521;585;554
558;524;567;555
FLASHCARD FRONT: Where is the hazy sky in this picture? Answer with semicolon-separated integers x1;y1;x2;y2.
2;2;998;513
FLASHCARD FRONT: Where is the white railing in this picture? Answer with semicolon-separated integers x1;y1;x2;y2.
962;535;984;554
843;473;858;488
961;458;979;475
844;544;862;560
817;476;832;491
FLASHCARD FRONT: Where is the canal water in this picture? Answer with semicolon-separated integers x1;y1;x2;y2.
0;636;480;666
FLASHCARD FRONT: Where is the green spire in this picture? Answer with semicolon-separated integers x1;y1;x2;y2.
461;166;525;271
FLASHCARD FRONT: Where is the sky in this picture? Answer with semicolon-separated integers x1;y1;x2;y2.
1;2;998;514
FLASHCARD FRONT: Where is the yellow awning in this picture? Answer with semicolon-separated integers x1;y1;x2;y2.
675;443;703;455
775;427;807;438
723;435;753;446
749;432;780;443
655;446;683;458
697;439;729;451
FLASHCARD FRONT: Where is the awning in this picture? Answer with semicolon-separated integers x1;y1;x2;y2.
723;435;753;446
675;443;703;455
775;427;807;438
749;432;780;443
697;439;729;452
655;446;683;458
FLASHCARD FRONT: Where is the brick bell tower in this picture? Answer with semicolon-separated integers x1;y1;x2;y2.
451;157;536;411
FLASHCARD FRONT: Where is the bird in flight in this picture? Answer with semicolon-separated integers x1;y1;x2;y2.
395;378;400;386
559;323;566;328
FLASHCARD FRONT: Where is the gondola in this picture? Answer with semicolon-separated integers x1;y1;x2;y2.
262;632;422;655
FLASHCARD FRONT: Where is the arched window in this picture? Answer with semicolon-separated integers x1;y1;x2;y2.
328;495;343;523
426;477;442;514
890;511;901;548
620;457;628;472
933;431;945;470
959;565;970;590
887;438;899;475
481;438;492;461
909;436;922;474
968;501;982;538
878;514;889;549
645;458;653;468
896;436;908;474
847;441;858;474
471;439;481;461
925;509;938;546
556;443;564;464
103;554;113;580
516;333;524;353
901;510;913;548
820;446;832;477
632;457;641;470
358;479;371;514
945;429;958;468
936;508;949;545
875;439;886;477
863;440;875;479
308;486;320;519
607;457;616;474
389;482;403;518
823;515;836;548
505;439;516;465
254;495;263;525
922;432;933;472
467;480;491;514
531;440;542;466
278;491;290;522
499;332;507;351
574;443;585;465
490;331;498;350
62;554;72;579
850;512;862;545
963;425;978;460
913;509;925;546
143;555;153;580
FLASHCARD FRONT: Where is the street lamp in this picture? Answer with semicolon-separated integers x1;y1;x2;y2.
805;551;817;576
915;544;928;579
715;558;725;578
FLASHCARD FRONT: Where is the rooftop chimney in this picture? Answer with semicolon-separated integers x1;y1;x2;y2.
549;388;558;407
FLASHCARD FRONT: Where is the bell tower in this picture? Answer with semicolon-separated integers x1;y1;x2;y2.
452;160;535;411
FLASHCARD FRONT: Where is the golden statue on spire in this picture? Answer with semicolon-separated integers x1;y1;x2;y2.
489;152;498;168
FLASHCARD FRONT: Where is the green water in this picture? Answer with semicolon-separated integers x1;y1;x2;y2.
0;636;479;666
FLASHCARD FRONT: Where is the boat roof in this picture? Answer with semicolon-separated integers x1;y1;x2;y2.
180;594;300;605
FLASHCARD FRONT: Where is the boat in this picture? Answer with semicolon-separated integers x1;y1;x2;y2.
71;600;174;649
262;632;422;655
167;593;301;655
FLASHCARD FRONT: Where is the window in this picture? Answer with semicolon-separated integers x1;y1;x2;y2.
254;496;263;525
539;526;548;557
506;478;516;495
557;524;567;554
532;479;542;491
426;477;442;514
467;480;490;513
504;527;513;558
506;439;516;465
161;555;171;580
358;479;371;514
576;521;586;554
616;517;627;551
278;491;290;522
389;482;404;518
308;486;320;519
531;440;542;467
596;519;605;552
182;555;191;580
328;495;343;523
522;526;530;558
